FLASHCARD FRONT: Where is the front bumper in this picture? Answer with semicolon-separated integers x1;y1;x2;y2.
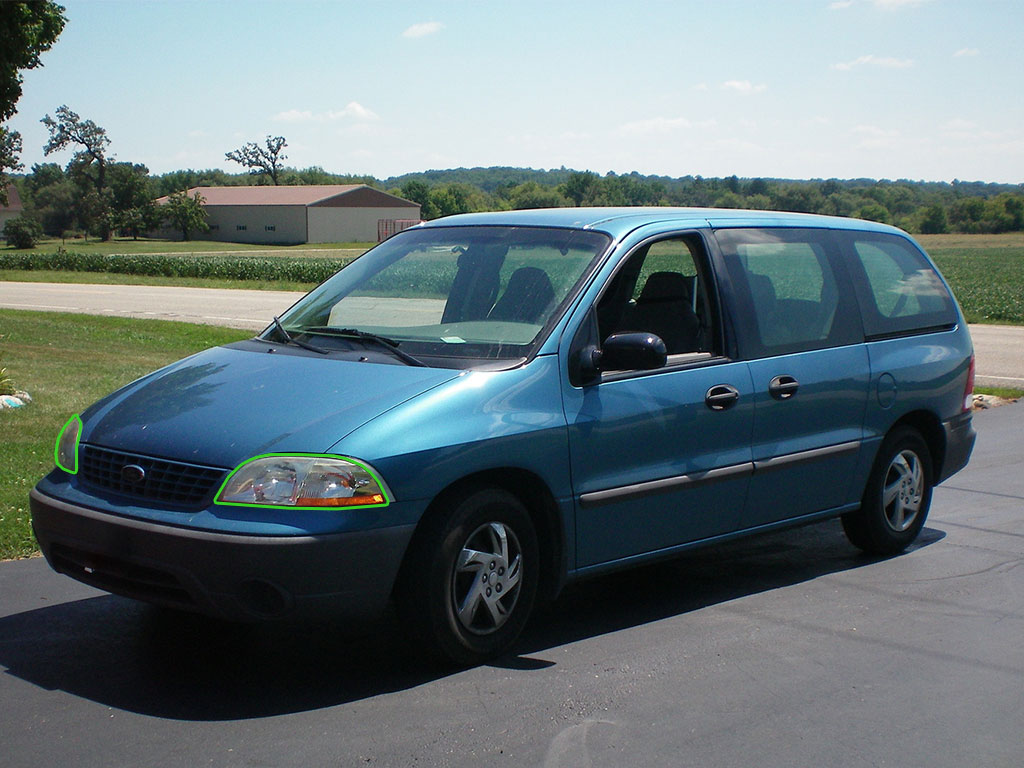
30;488;415;621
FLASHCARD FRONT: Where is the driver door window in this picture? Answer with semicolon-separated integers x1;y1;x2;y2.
597;237;715;357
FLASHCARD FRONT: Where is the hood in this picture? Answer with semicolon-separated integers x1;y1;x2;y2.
81;344;462;469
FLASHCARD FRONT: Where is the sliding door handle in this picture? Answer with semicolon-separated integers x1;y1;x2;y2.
769;374;799;400
705;384;740;411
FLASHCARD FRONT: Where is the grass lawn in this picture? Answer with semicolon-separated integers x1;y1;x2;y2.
0;310;250;560
975;386;1024;400
1;236;373;257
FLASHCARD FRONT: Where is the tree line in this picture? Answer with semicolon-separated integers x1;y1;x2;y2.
389;168;1024;236
5;101;1024;244
8;101;1024;245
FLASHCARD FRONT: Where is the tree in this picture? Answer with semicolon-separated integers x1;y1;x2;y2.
919;204;948;235
0;2;66;202
41;105;114;238
225;135;287;185
559;171;598;206
1;2;66;119
0;127;22;202
162;190;208;241
508;181;567;209
25;160;63;193
106;161;157;237
31;176;77;235
399;180;431;207
42;105;112;193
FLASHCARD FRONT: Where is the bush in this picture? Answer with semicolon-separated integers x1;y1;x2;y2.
4;216;44;249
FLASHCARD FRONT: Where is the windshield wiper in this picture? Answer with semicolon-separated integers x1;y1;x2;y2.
303;326;427;367
269;316;328;354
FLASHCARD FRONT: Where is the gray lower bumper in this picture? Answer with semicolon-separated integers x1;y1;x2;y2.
30;488;415;621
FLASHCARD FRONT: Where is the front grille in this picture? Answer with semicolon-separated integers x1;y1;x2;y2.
79;444;227;506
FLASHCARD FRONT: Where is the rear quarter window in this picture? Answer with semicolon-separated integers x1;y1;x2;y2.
841;233;957;339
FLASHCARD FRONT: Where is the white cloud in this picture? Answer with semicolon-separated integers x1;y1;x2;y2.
833;54;914;71
273;109;315;123
329;102;379;121
829;0;931;10
852;124;900;148
722;80;767;94
617;116;692;135
941;119;1007;142
954;48;980;58
272;102;379;123
402;21;443;39
872;0;932;8
853;125;898;137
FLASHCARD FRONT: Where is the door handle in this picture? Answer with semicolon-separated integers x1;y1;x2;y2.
769;374;799;400
705;384;740;411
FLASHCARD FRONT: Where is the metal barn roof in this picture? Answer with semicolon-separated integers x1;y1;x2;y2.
156;185;418;208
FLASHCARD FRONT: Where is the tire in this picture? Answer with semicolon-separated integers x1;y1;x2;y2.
398;487;539;666
842;426;933;555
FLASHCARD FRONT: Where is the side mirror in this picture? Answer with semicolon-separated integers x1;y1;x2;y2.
599;332;668;372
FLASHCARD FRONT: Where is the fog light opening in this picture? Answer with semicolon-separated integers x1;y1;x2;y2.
237;579;292;618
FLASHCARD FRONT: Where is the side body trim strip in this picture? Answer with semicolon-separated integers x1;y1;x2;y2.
579;440;862;508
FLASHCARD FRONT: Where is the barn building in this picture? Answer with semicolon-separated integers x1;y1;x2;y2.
155;185;421;244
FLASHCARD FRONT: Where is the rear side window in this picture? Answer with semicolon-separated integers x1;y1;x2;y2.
715;228;860;358
841;233;957;338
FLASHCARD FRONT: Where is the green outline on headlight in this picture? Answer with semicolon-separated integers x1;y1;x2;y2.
54;414;82;474
214;453;392;510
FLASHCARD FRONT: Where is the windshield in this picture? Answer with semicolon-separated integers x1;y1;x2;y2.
273;225;610;366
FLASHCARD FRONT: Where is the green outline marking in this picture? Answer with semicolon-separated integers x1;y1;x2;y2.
54;414;82;474
214;453;391;510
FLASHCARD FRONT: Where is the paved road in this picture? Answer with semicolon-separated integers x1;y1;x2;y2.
0;281;305;331
1;404;1021;767
0;281;1022;386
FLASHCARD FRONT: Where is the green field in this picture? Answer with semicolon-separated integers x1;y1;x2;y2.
1;236;373;257
0;269;319;292
918;234;1024;325
0;311;250;559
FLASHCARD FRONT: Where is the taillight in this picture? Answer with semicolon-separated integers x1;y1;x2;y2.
962;354;975;412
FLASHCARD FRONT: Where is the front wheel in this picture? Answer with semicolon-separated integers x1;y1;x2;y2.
842;426;933;555
398;487;539;666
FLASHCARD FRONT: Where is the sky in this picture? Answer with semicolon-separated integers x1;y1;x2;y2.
7;0;1024;184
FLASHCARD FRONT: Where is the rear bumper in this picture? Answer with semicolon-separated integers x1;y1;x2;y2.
30;488;414;621
938;410;976;484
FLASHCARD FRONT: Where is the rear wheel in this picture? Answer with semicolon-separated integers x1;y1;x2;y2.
398;487;538;666
842;426;933;555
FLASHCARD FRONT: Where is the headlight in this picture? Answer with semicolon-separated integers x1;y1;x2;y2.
215;455;390;509
55;414;82;474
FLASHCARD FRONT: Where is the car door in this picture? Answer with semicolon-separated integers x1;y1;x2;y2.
712;227;870;528
562;234;755;570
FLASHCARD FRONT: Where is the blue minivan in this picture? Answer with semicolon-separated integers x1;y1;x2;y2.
31;208;976;664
